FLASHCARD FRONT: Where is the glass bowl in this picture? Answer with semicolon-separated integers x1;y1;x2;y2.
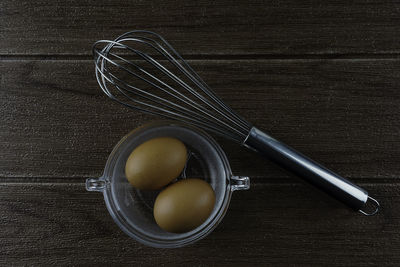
86;121;250;248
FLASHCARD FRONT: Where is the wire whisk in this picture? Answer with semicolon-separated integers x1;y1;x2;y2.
93;30;379;215
93;30;251;143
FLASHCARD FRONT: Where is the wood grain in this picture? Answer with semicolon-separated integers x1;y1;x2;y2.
1;0;400;56
1;0;399;265
1;59;399;181
0;182;397;266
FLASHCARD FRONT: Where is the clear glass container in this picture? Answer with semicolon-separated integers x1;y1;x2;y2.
86;121;250;248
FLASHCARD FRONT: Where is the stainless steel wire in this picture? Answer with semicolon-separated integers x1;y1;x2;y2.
93;30;252;143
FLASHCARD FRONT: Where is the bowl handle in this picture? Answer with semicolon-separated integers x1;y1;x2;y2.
230;176;250;191
86;176;106;192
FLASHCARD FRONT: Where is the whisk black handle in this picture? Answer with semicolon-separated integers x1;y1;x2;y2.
244;127;375;212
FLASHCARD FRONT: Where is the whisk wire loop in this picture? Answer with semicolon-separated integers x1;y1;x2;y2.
94;48;245;141
93;30;252;142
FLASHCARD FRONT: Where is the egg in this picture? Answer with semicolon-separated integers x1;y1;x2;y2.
153;178;216;233
125;137;187;190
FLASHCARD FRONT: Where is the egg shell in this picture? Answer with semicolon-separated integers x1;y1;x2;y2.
125;137;187;190
153;178;216;233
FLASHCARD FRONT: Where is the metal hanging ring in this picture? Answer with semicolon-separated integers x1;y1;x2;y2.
359;196;380;216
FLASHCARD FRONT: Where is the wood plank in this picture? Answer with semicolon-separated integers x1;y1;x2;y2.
1;59;399;181
0;182;397;266
2;0;400;55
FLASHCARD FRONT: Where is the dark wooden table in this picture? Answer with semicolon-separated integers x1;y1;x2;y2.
1;1;400;266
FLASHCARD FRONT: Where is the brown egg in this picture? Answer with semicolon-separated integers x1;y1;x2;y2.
153;178;216;233
125;137;187;190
